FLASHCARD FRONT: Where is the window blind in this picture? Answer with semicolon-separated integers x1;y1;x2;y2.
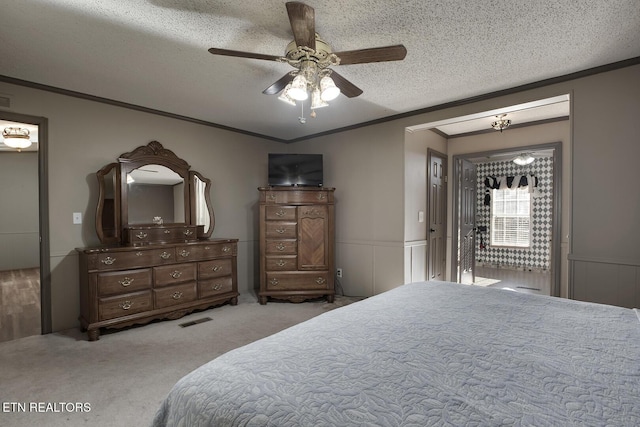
491;188;531;247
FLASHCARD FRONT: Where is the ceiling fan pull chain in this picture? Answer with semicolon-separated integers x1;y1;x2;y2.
299;101;306;124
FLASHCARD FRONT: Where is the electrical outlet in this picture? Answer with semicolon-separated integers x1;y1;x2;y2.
73;212;82;225
336;268;343;278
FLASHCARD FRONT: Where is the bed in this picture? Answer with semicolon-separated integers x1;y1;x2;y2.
152;281;640;426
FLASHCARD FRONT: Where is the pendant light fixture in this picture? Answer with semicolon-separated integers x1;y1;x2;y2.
491;114;511;133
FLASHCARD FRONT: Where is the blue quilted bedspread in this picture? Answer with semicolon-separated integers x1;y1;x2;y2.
152;281;640;426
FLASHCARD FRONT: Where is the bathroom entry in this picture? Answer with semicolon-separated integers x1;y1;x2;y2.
0;115;48;342
452;142;562;297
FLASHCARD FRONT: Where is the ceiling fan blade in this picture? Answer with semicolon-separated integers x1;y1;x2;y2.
262;73;295;95
330;71;363;98
334;45;407;65
286;2;316;50
208;48;281;62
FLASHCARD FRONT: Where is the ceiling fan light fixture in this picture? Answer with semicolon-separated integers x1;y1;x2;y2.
288;74;308;101
513;153;535;165
278;83;297;106
319;76;340;101
491;114;511;132
310;88;329;109
2;127;32;149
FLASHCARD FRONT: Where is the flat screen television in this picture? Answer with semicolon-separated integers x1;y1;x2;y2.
268;153;323;187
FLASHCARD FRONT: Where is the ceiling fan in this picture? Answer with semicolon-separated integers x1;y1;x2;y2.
208;1;407;113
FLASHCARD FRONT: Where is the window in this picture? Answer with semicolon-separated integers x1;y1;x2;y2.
490;188;531;247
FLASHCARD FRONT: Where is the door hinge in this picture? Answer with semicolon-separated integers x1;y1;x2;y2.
444;175;448;183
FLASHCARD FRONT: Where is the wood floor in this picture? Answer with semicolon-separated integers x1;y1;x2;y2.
0;267;41;343
472;266;551;296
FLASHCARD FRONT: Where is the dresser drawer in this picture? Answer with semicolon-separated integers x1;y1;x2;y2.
264;190;332;205
153;282;197;309
265;221;297;239
265;272;330;291
95;248;176;271
265;256;297;271
154;263;196;287
175;242;236;261
98;291;152;321
265;206;297;221
97;268;152;296
198;276;233;298
265;239;297;255
126;225;198;246
198;258;233;279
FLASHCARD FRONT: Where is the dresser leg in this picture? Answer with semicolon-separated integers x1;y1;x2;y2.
87;329;100;341
259;296;268;305
326;294;335;303
230;297;238;306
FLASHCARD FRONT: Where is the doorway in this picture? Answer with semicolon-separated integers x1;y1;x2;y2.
426;149;447;281
0;111;50;342
451;142;562;297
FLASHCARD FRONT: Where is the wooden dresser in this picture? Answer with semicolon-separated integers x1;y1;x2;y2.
258;187;335;304
77;238;238;340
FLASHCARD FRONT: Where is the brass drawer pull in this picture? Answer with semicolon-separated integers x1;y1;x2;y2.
160;251;171;260
179;249;190;257
101;256;116;265
268;193;276;201
316;277;326;285
275;209;285;217
317;193;326;200
118;277;133;287
184;229;193;236
269;278;279;286
135;251;143;256
135;232;148;239
212;284;222;291
222;246;231;253
276;227;286;234
276;259;287;267
164;229;171;234
211;265;222;272
170;270;182;279
204;246;210;250
171;291;183;300
275;243;286;251
119;301;132;310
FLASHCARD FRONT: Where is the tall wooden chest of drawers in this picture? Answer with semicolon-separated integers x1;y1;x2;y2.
77;238;238;340
258;187;335;304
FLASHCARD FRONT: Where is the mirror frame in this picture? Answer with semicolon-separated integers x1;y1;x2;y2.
95;162;121;245
190;171;215;235
95;141;216;244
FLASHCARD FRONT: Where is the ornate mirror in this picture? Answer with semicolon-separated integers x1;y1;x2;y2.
95;141;215;245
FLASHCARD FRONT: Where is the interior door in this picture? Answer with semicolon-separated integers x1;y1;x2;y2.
459;159;476;284
427;151;447;281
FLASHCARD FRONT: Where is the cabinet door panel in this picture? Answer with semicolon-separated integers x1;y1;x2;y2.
297;206;328;269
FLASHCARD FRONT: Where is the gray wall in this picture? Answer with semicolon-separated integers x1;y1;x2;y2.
0;80;283;331
0;62;638;332
0;151;39;270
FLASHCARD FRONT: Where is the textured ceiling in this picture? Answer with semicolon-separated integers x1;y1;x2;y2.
1;0;639;141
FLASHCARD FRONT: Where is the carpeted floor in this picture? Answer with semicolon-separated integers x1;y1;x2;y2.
0;294;360;427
